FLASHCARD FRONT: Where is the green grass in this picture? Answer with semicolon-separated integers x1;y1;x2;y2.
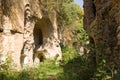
0;46;95;80
0;59;63;80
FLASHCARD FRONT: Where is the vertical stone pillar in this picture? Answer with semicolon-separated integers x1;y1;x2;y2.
48;11;62;64
21;1;35;68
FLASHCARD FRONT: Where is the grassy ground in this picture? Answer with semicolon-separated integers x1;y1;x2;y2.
0;59;63;80
0;46;94;80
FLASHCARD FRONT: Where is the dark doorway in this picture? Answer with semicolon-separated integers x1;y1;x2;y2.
33;26;43;51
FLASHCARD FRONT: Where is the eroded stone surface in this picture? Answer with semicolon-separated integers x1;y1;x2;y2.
0;0;62;70
84;0;120;65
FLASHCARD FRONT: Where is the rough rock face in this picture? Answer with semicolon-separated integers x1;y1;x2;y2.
84;0;120;66
0;0;62;70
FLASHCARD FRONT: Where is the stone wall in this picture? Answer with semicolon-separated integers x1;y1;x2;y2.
0;0;62;70
84;0;120;66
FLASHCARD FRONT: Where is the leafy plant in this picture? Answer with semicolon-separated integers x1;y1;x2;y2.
60;3;83;25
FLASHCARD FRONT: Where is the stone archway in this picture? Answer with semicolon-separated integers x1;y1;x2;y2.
33;18;51;63
33;17;62;64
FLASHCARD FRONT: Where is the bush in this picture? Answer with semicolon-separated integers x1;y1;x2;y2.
56;46;95;80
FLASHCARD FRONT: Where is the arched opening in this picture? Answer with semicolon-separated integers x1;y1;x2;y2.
33;17;56;63
33;25;43;50
33;18;53;50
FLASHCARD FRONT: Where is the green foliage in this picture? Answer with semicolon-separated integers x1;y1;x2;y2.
58;1;87;47
0;52;13;71
63;0;73;3
61;46;78;64
1;0;119;80
56;57;94;80
0;46;92;80
1;46;120;80
0;59;63;80
60;3;83;25
40;0;87;48
32;60;63;80
56;46;95;80
72;21;88;44
88;44;120;80
92;59;112;80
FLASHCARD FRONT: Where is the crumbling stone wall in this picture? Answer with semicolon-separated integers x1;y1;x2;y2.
84;0;120;66
0;0;62;70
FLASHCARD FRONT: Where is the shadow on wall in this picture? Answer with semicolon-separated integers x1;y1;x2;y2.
32;17;54;62
33;26;43;51
33;17;53;50
33;17;53;53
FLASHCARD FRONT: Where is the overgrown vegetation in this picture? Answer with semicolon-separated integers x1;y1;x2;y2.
1;0;120;80
0;46;93;80
0;0;91;80
1;46;120;80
